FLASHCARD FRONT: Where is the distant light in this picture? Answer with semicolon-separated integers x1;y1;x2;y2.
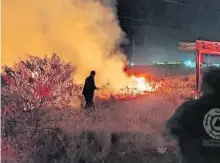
184;60;195;68
130;62;135;66
184;60;191;65
213;64;220;67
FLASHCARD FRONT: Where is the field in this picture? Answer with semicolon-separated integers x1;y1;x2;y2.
1;57;197;163
59;93;183;163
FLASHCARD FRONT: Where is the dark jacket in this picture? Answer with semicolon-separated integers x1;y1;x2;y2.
167;93;220;163
82;75;97;97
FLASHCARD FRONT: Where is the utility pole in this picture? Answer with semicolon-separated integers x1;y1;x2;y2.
132;36;135;63
208;54;211;65
144;34;147;63
144;35;147;47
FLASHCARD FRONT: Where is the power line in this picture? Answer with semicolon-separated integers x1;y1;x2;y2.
160;0;220;12
160;0;192;7
120;24;145;29
118;2;220;29
119;16;179;29
119;16;174;25
119;16;156;23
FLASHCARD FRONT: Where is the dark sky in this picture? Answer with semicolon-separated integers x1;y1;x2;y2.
116;0;220;63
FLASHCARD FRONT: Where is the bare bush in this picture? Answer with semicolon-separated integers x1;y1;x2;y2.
1;54;80;163
2;53;80;111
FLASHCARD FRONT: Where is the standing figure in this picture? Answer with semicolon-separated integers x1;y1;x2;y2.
82;71;99;108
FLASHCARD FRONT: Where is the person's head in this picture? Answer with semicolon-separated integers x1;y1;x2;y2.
90;70;96;77
201;67;220;95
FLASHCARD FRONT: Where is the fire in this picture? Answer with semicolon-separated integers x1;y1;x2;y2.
130;76;154;92
96;75;161;100
97;74;157;100
127;75;154;94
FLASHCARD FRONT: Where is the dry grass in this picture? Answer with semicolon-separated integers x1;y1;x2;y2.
2;69;196;163
45;91;182;163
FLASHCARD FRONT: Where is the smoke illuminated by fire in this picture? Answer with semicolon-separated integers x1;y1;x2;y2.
2;0;128;88
2;0;156;93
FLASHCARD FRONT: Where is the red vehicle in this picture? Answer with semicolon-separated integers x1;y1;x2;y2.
180;40;220;99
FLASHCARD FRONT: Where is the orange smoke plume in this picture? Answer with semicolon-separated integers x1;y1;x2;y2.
2;0;130;90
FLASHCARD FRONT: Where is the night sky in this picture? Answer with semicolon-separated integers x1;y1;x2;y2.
116;0;220;63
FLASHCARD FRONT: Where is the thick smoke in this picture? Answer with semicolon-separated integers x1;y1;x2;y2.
2;0;129;89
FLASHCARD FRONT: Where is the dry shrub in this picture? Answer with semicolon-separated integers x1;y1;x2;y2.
1;54;80;163
1;53;80;111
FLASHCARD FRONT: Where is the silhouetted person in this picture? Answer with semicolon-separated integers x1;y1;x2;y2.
167;67;220;163
82;71;99;108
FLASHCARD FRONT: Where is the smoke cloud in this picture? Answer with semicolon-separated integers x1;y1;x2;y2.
2;0;129;89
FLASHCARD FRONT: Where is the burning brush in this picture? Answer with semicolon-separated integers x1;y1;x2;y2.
128;75;155;93
97;74;159;100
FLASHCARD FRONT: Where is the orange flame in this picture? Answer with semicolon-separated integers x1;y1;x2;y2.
96;75;157;100
131;76;154;92
128;75;154;93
